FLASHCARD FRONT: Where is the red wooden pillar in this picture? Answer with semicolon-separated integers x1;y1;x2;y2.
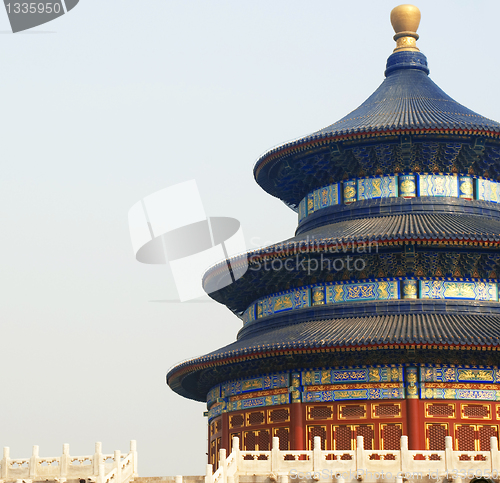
290;372;305;450
405;366;424;449
291;402;305;450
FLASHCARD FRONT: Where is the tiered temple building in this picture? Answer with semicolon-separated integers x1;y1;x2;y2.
167;5;500;466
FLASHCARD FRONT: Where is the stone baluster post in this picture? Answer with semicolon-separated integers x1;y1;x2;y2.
174;476;182;483
400;436;409;474
356;436;364;476
129;441;138;476
98;463;105;483
271;437;280;473
29;446;38;480
313;436;321;473
2;447;10;480
205;464;213;483
445;436;453;475
94;443;103;477
231;437;240;474
60;444;70;481
219;449;227;483
114;450;121;483
490;436;499;474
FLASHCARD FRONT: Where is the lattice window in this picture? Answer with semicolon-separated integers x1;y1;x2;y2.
373;403;401;418
478;425;498;451
497;405;500;420
307;405;333;420
273;427;290;450
229;414;244;429
333;425;352;451
340;404;366;419
258;430;271;451
244;430;270;451
354;425;374;450
456;425;476;451
244;431;257;451
462;404;490;420
269;408;290;423
209;437;221;469
307;426;327;450
209;439;217;466
215;419;221;433
381;424;402;450
426;403;455;418
426;424;448;451
246;411;265;426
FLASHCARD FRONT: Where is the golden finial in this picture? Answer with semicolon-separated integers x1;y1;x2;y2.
390;4;421;52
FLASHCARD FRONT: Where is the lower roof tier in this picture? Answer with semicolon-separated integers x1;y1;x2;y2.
166;308;500;401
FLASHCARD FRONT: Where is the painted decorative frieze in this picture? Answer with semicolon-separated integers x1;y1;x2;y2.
419;174;458;197
302;366;403;385
303;384;405;402
325;280;399;304
476;178;500;203
399;174;417;198
419;280;498;301
222;373;289;398
357;176;397;200
241;279;500;324
297;173;500;224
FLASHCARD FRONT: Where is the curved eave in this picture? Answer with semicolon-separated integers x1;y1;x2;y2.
254;127;500;184
203;213;500;309
167;312;500;401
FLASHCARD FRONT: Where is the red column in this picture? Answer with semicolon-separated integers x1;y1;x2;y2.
290;372;305;450
405;366;424;449
406;398;424;449
291;402;305;450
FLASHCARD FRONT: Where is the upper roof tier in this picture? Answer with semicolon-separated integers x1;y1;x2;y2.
254;5;500;209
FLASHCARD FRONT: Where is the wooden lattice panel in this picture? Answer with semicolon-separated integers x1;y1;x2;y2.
307;425;327;449
339;404;367;420
372;403;401;418
455;425;476;451
381;424;402;450
243;429;270;451
229;413;244;429
268;408;290;423
426;423;448;450
478;425;498;451
425;403;455;418
497;405;500;420
246;410;265;427
273;427;290;450
354;425;374;449
333;425;353;451
461;404;491;420
307;405;333;421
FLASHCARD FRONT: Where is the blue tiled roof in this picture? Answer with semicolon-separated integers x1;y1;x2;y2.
167;310;500;401
313;52;500;137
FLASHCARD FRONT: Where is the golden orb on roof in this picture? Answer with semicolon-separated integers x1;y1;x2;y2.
390;4;421;52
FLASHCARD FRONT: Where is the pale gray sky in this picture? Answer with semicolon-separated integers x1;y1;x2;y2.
1;0;499;477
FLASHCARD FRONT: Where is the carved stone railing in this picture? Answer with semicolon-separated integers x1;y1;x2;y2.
203;436;500;483
0;441;137;483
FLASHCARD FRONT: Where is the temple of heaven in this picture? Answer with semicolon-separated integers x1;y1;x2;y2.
167;4;500;465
